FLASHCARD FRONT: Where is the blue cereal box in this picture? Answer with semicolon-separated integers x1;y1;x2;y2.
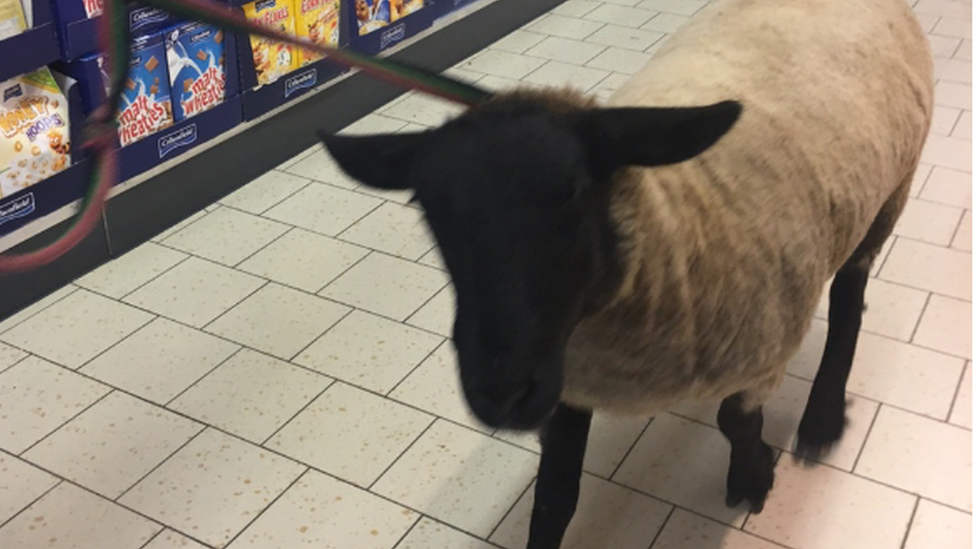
117;31;174;147
164;22;226;122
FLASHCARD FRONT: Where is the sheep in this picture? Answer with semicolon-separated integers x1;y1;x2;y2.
320;0;934;546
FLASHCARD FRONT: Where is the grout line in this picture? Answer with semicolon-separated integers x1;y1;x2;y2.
899;496;922;549
947;203;968;248
385;339;451;397
286;307;357;363
17;389;116;459
259;378;337;447
113;426;208;503
643;505;676;549
0;285;80;335
485;476;536;542
366;416;439;492
163;347;247;408
0;475;63;532
218;465;313;549
944;362;969;423
137;527;167;549
851;404;881;473
908;292;934;343
608;416;655;480
198;279;271;332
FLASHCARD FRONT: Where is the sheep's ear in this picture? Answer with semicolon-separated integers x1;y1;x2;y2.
319;130;431;190
574;100;742;174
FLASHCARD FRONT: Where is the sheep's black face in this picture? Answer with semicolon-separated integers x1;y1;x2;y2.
322;95;741;430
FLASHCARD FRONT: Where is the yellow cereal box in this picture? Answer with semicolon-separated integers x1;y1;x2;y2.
390;0;423;22
0;0;27;40
295;0;340;66
0;68;72;199
242;0;299;85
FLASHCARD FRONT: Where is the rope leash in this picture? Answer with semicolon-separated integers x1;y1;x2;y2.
0;0;490;273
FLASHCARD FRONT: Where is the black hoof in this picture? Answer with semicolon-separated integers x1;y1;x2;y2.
725;443;775;514
795;397;850;464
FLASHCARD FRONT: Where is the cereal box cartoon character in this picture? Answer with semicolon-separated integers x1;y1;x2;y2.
390;0;423;21
165;22;227;121
242;0;300;85
356;0;391;36
117;31;175;147
295;0;340;66
0;68;72;198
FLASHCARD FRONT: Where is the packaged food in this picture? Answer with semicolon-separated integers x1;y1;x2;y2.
82;0;103;19
390;0;423;22
294;0;339;66
0;68;72;198
242;0;299;85
164;22;226;121
355;0;390;36
0;0;26;40
117;31;174;147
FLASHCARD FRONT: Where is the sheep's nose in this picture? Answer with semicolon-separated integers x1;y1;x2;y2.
466;380;554;430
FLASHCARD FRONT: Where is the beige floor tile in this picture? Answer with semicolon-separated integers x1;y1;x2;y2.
321;253;449;320
0;289;153;369
218;171;310;215
0;341;26;373
815;278;930;342
525;14;605;40
398;518;495;549
914;294;971;358
523;61;611;90
637;0;708;16
904;499;973;549
263;183;383;236
935;81;972;110
879;238;971;300
24;392;202;498
295;310;443;393
951;110;971;139
281;149;360;189
934;17;973;40
856;406;972;511
930;35;966;59
652;509;783;549
0;482;161;549
161;208;289;267
952;210;972;251
237;228;369;293
338;112;409;135
950;362;971;428
267;382;433;487
935;57;972;84
81;318;239;404
143;530;210;549
914;0;972;18
389;343;489;432
893;198;964;245
381;92;466;127
921;134;972;172
585;24;665;51
457;50;548;79
405;285;455;337
205;283;349;359
490;29;548;53
910;164;933;197
583;4;657;28
745;459;916;549
75;243;187;299
919;167;971;209
0;453;59;524
229;470;417;549
124;257;265;328
491;473;672;549
586;47;652;73
591;72;635;99
169;349;332;443
0;285;77;335
0;356;110;454
613;414;749;526
120;429;305;548
372;420;538;537
418;246;447;270
641;13;690;33
525;36;606;64
339;202;436;260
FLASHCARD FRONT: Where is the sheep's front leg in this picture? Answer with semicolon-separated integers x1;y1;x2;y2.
526;403;592;549
717;393;775;513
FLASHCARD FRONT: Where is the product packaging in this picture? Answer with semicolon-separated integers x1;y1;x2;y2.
355;0;389;36
242;0;299;85
164;21;226;121
294;0;339;66
0;0;26;40
117;31;174;146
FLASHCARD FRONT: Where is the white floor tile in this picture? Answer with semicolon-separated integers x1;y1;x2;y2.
522;61;611;90
930;35;966;59
935;57;972;84
458;50;548;79
935;81;972;110
950;363;971;428
491;473;672;549
152;208;210;242
954;39;972;61
124;257;265;328
916;13;940;34
237;228;370;293
205;283;349;359
0;453;59;524
744;459;916;549
219;171;310;215
120;429;305;548
321;252;449;320
24;392;202;498
893;198;964;245
652;509;782;549
583;4;657;28
637;0;708;16
524;36;606;64
586;24;665;51
0;356;110;454
919;166;971;209
267;382;433;487
81;318;239;404
295;309;443;394
405;285;455;337
398;518;495;549
161;207;289;267
641;12;690;33
552;0;604;18
0;289;153;369
75;243;187;299
263;183;383;236
613;414;749;526
525;14;606;40
381;92;467;127
338;112;409;134
0;483;161;549
814;278;929;342
905;499;973;549
879;238;971;300
229;470;418;549
0;285;77;335
910;164;933;197
489;29;548;53
282;149;360;189
372;420;538;537
952;110;972;139
339;202;436;260
0;342;26;373
933;16;973;39
418;246;447;270
168;349;332;443
921;134;972;172
952;212;971;249
856;406;972;511
586;47;652;73
913;294;971;358
389;343;488;432
144;530;210;549
914;0;972;18
932;105;963;135
590;72;633;99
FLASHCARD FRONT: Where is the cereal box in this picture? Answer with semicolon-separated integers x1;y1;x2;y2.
0;0;26;41
390;0;423;22
164;22;226;122
355;0;390;36
294;0;339;66
242;0;299;85
0;68;72;198
117;31;174;147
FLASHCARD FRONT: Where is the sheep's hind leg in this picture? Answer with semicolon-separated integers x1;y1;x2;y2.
718;392;775;513
526;403;592;549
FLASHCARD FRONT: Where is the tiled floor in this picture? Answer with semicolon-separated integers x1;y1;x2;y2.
1;0;972;547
